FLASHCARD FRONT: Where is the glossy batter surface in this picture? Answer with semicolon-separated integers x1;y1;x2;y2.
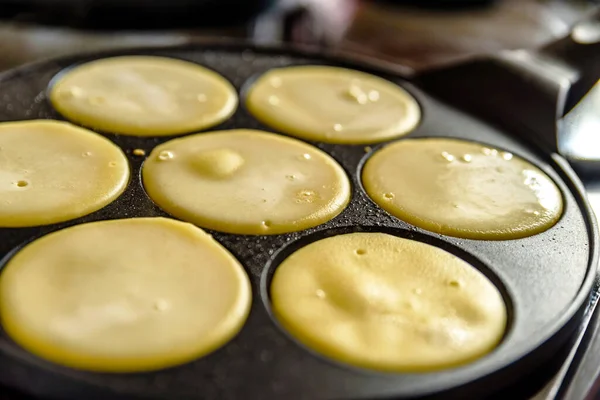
142;129;351;235
362;138;563;240
245;66;421;144
271;232;507;372
0;120;129;227
0;218;251;372
50;56;237;136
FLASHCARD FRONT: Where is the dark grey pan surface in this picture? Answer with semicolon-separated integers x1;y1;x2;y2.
0;44;596;400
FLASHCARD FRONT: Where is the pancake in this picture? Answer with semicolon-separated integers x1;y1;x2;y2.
142;129;351;235
49;56;237;136
245;65;421;144
0;120;129;227
0;217;251;372
362;138;563;240
270;232;507;372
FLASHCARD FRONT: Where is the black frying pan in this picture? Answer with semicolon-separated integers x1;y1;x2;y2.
0;10;598;400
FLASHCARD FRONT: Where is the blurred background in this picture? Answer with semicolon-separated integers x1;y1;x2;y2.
0;0;597;73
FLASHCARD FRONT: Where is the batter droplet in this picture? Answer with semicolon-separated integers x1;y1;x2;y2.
316;289;326;299
190;148;244;179
295;189;317;203
299;153;312;161
482;147;499;157
383;192;395;200
502;152;513;161
133;149;146;157
461;154;472;163
333;124;343;132
441;152;455;162
525;209;541;216
345;85;368;105
158;150;174;161
82;151;92;157
368;90;380;102
268;95;280;106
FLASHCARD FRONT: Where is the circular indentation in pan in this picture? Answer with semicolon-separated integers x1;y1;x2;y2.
141;129;352;235
0;217;253;373
47;55;238;137
244;65;422;145
358;137;564;241
0;119;130;228
261;226;513;374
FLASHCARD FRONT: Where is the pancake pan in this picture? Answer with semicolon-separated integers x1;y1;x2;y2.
0;43;596;400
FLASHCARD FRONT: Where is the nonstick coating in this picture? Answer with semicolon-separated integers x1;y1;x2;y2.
0;44;596;400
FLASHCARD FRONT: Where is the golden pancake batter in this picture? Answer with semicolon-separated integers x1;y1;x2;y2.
245;65;420;144
50;56;237;136
271;232;507;372
0;217;251;372
0;120;129;227
362;138;563;240
142;129;351;235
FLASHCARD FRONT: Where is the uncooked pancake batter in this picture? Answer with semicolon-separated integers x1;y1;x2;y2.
0;217;252;372
0;120;129;227
142;129;351;235
270;232;507;372
50;56;237;136
362;138;563;240
245;65;421;144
